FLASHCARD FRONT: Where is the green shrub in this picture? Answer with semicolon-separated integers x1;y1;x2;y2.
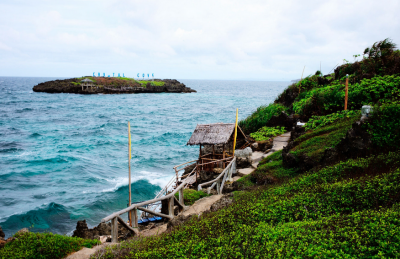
95;151;400;258
305;110;360;131
239;103;288;134
174;189;209;205
364;103;400;147
290;114;359;161
293;75;400;116
0;232;100;259
249;126;286;141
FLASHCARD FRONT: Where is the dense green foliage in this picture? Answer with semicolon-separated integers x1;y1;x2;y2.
364;103;400;147
92;39;400;259
174;189;209;205
0;232;100;259
291;114;359;161
335;38;400;82
305;110;359;130
97;151;400;258
249;126;286;141
238;103;288;133
293;75;400;116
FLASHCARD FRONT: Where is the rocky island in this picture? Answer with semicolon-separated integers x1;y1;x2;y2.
32;77;196;94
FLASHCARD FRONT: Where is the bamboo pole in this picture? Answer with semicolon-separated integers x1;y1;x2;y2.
299;66;305;94
128;122;132;227
232;108;238;156
345;74;349;110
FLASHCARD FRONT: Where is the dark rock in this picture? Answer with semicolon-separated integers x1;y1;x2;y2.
282;151;298;168
0;226;4;240
0;239;5;249
266;111;296;131
32;78;196;94
210;194;234;211
167;214;194;230
290;125;306;141
72;220;112;240
72;220;91;239
236;156;252;169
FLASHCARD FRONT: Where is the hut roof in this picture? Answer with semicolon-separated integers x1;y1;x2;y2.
187;123;246;146
81;78;93;83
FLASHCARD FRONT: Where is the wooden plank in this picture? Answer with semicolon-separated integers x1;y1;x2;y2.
117;216;138;235
111;217;118;243
168;197;174;217
137;206;173;219
132;208;138;228
174;195;185;208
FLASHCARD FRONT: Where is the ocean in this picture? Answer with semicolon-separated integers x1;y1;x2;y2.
0;77;289;237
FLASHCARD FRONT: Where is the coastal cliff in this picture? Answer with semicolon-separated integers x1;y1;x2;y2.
32;78;196;94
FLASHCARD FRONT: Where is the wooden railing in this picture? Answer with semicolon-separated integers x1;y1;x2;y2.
197;157;236;195
101;157;236;243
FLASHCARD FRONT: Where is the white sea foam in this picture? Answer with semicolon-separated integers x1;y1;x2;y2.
82;171;172;194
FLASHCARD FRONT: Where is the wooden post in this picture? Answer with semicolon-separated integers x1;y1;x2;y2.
222;144;225;169
168;197;174;217
212;145;215;160
111;217;118;243
216;179;221;195
232;108;238;157
132;208;138;228
128;122;132;226
345;74;349;110
179;188;184;204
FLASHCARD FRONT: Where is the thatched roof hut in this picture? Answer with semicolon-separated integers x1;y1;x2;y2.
187;123;246;146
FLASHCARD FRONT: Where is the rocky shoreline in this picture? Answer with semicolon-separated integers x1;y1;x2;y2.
32;78;196;94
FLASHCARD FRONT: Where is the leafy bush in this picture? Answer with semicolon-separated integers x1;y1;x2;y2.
293;74;400;116
335;38;400;83
290;114;359;161
95;151;400;258
239;103;288;134
174;189;209;205
305;110;360;131
0;232;100;259
249;126;286;141
364;103;400;147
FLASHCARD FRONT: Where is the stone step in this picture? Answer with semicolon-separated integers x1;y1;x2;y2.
251;162;259;169
237;168;254;177
251;151;266;163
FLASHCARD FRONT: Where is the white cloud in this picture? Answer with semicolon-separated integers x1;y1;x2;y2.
0;0;399;79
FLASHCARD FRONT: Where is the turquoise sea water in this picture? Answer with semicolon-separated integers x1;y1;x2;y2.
0;77;289;237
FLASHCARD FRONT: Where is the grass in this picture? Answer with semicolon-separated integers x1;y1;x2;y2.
174;189;209;205
238;103;288;134
95;151;400;258
290;113;359;161
0;231;100;259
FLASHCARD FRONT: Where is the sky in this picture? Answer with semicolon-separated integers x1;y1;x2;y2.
0;0;399;80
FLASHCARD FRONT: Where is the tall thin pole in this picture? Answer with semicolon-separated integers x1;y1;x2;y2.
299;66;305;94
232;108;238;156
344;74;349;110
128;122;132;226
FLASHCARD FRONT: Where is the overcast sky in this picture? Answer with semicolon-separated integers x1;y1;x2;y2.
0;0;399;80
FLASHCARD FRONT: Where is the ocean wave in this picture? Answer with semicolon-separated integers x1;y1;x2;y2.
82;171;170;194
0;202;74;238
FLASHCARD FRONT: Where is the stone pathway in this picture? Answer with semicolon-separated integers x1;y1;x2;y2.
234;132;291;181
65;243;114;259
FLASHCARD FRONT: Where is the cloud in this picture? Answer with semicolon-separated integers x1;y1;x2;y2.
0;0;399;79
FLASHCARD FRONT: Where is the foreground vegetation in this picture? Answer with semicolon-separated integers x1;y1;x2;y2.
0;232;100;259
91;39;400;258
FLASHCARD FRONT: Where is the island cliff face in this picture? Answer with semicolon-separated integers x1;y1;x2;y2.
32;78;196;94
